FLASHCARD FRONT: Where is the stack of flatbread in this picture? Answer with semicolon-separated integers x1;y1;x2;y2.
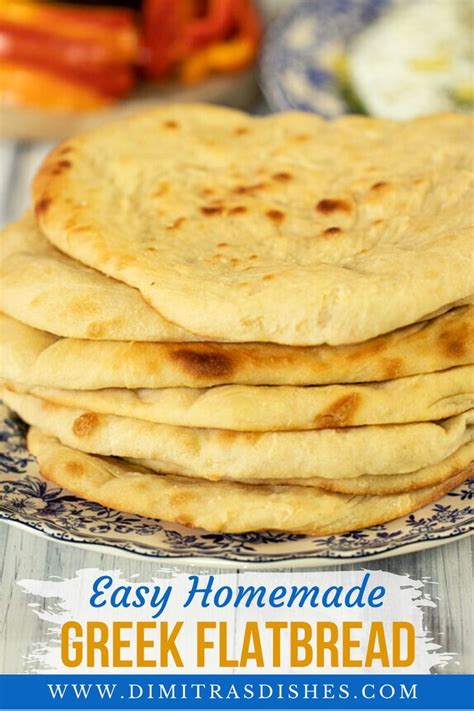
1;105;473;535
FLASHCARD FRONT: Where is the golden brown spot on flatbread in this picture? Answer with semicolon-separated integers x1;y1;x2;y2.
35;196;52;217
439;324;467;358
50;160;72;176
166;217;186;230
58;145;73;156
234;126;249;135
316;198;351;214
382;358;403;379
38;399;56;412
233;183;266;195
266;209;285;223
371;181;389;191
73;412;101;437
155;182;169;197
372;218;384;226
229;205;247;214
294;134;310;142
201;205;223;216
163;120;179;128
345;333;386;361
263;274;274;281
217;242;229;248
218;429;262;444
201;187;214;196
313;394;361;428
323;226;342;235
65;461;84;476
272;171;292;181
172;348;235;378
249;254;258;260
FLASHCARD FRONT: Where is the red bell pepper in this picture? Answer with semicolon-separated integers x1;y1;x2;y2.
140;0;194;78
181;0;236;51
0;20;137;70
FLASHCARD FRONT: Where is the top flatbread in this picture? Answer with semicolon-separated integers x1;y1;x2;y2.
1;214;470;349
0;213;197;341
33;105;474;345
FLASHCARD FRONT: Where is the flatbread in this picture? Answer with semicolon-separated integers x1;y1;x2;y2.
2;304;473;389
33;106;474;345
1;215;469;344
0;213;196;341
16;364;474;430
147;443;470;495
3;214;466;344
27;427;472;534
4;389;474;480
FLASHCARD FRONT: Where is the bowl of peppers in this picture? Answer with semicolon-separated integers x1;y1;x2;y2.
0;0;261;133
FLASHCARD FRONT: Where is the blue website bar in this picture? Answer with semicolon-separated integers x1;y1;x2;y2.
0;674;473;710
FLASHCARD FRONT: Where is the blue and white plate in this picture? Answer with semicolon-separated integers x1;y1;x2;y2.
0;405;472;568
260;0;390;116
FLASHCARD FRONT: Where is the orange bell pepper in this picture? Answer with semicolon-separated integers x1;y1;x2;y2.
180;36;255;84
0;60;111;110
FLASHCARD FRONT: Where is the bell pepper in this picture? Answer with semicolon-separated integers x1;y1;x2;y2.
140;0;195;78
0;60;112;110
0;19;137;70
0;0;138;106
179;0;261;84
141;0;261;81
232;0;261;43
180;0;236;51
0;0;138;62
180;36;255;84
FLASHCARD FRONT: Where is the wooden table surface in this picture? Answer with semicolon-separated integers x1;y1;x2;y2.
0;139;472;675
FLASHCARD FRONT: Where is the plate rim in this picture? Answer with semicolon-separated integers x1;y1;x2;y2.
1;514;472;570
